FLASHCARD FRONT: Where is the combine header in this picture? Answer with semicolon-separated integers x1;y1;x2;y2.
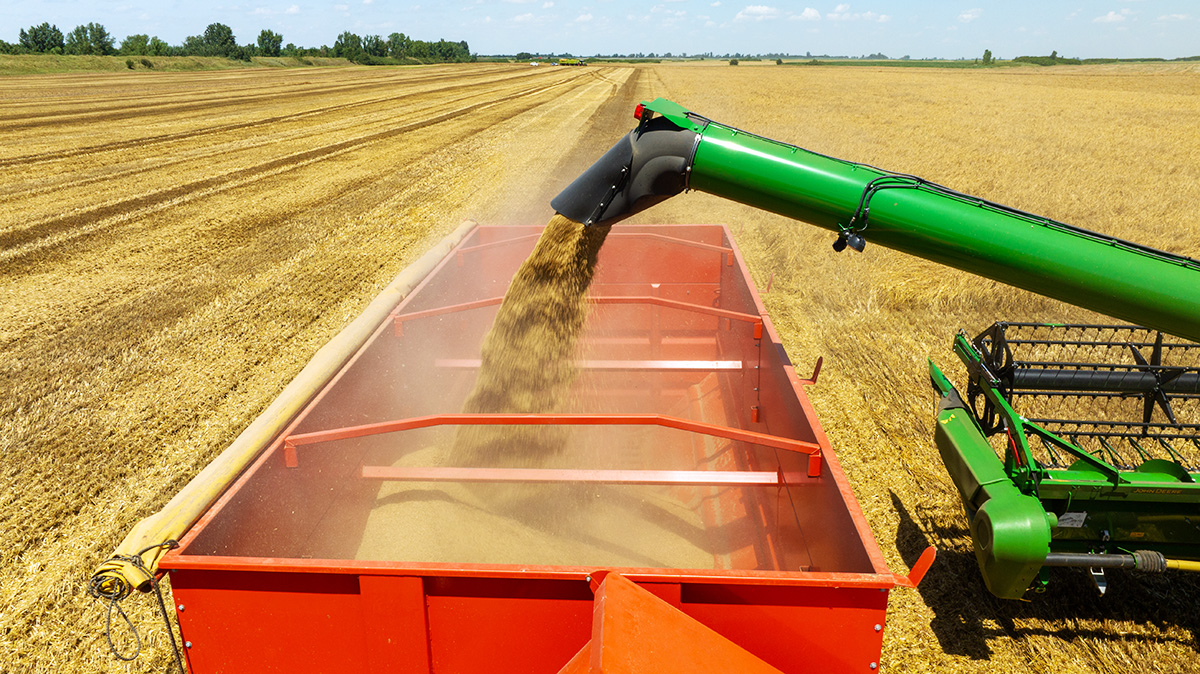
930;323;1200;597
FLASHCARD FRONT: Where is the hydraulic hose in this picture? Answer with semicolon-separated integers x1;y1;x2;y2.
553;98;1200;343
1043;551;1200;573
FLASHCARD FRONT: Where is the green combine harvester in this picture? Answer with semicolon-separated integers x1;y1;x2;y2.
553;97;1200;599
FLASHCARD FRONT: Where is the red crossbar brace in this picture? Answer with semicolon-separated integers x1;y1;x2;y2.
283;413;822;477
390;296;762;336
453;231;733;259
361;466;780;486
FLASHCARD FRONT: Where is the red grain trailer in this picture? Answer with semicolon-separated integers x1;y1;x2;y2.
159;224;931;673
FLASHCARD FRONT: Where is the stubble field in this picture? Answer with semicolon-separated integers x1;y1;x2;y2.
1;61;1199;672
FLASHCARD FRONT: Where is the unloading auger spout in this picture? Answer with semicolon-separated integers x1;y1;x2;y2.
552;97;1200;343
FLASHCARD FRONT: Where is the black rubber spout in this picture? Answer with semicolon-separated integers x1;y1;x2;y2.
551;116;699;226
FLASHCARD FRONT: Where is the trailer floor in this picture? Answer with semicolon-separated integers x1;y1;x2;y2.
350;444;716;568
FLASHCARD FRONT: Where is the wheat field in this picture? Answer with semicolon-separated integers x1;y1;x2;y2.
2;61;1199;672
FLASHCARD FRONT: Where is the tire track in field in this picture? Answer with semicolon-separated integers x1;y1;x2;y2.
0;65;541;131
0;67;410;113
0;67;621;382
0;68;585;232
0;68;558;167
0;67;495;162
0;65;534;131
0;70;573;201
0;70;597;274
0;68;620;432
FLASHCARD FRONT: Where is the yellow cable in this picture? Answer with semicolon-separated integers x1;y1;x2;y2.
1166;559;1200;573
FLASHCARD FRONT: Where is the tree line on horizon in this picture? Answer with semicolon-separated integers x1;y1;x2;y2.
1;22;472;64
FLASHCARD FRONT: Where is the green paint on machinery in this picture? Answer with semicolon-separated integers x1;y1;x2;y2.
929;324;1200;598
553;97;1200;599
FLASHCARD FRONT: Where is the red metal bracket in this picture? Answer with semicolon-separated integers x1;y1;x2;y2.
807;453;822;478
799;356;823;386
891;546;937;588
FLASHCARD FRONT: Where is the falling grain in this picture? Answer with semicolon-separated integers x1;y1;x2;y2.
451;214;610;487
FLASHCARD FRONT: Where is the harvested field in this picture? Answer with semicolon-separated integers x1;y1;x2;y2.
2;61;1199;673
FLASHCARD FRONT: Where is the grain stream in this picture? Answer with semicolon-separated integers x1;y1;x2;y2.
452;214;610;487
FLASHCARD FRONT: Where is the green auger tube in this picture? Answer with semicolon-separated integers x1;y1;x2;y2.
551;97;1200;343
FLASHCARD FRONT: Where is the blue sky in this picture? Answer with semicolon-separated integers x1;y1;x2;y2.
3;1;1196;58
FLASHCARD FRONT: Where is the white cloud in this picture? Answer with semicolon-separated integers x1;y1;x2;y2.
542;1;553;6
827;4;889;22
958;8;981;23
252;7;272;14
576;12;593;21
1093;11;1124;23
651;4;686;15
735;5;779;21
513;12;534;21
334;3;349;10
711;1;721;5
286;4;300;13
790;7;819;21
1157;13;1189;21
363;0;374;4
